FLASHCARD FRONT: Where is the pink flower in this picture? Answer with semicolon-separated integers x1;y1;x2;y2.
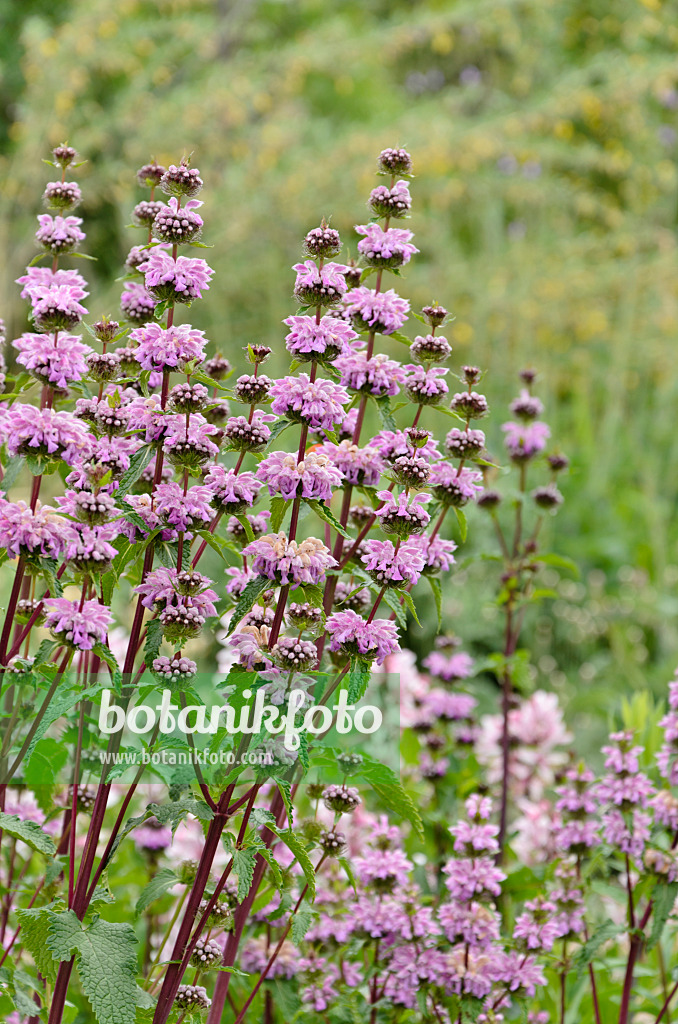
154;483;214;531
6;404;92;464
355;223;418;266
129;322;207;371
256;450;343;502
317;440;384;487
269;374;349;430
292;260;348;304
326;610;400;665
283;314;357;359
35;213;85;253
428;462;484;506
139;249;214;301
336;350;406;397
44;598;112;650
242;532;336;587
16;266;88;302
360;538;426;587
203;465;261;513
0;499;74;560
120;281;157;322
13;332;92;389
343;286;410;334
502;420;550;460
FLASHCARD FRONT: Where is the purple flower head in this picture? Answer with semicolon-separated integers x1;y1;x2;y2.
513;897;560;952
443;856;506;902
120;281;157;324
283;314;357;360
134;818;172;852
355;224;418;267
17;267;88;303
317;440;384;487
353;847;412;891
429;462;484;507
256;451;343;502
602;808;651;859
419;535;457;574
65;523;118;574
423;649;473;681
44;597;112;651
135;567;215;613
403;364;449;405
203;465;261;513
652;790;678;831
139;249;214;303
154;483;214;532
343;286;409;334
6;405;92;465
35;214;85;254
502;420;550;461
368;179;412;218
492;951;546;998
223;410;276;452
0;499;74;561
336;350;406;397
269;374;349;430
360;538;426;588
292;260;348;305
242;532;336;587
153;197;203;243
372;428;441;463
129;322;207;372
326;610;400;665
439;901;500;948
444;947;496;1000
375;489;431;537
28;284;88;332
229;626;273;672
13;332;92;390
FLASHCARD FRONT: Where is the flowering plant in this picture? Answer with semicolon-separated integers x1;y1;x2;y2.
0;142;675;1024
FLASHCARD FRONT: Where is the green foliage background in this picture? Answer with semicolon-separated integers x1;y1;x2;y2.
2;0;678;733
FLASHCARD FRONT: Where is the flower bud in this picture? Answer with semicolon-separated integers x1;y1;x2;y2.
52;144;78;168
137;162;166;187
287;602;323;630
87;352;121;383
421;303;448;327
319;828;347;857
548;453;569;473
190;939;222;971
152;655;197;682
69;785;96;814
178;859;199;884
153;202;202;244
304;222;342;258
378;147;413;175
410;334;452;364
462;365;482;386
116;347;141;375
391;454;430;487
322;783;361;815
450;391;489;419
246;344;272;366
92;319;120;344
204;355;231;379
477;490;502;511
161;161;204;198
198;897;235;929
532;484;563;510
234;374;272;405
16;599;44;625
175;985;211;1011
168;382;208;414
43;181;81;210
337;751;363;775
133;200;165;227
270;637;318;672
445;428;485;460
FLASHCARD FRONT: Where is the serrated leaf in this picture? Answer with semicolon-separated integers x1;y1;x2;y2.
271;827;316;901
233;848;257;902
234;514;255;544
270;497;291;533
23;736;68;789
375;396;397;432
454;506;468;542
41;557;63;598
572;919;624;975
264;418;292;447
0;812;56;856
400;589;421;626
16;907;59;983
387;330;412;347
24;683;102;763
276;779;294;826
0;456;23;495
116;446;154;498
305;499;350;538
291;899;317;943
381;588;407;629
647;881;678;950
339;857;358;894
227;575;271;635
135;869;179;917
347;658;372;703
426;576;443;630
144;619;164;667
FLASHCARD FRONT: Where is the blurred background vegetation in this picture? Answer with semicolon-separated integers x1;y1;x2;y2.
2;0;678;746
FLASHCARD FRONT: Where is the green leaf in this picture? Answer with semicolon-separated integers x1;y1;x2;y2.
537;552;580;577
572;919;624;975
0;812;56;856
347;658;372;703
116;446;154;498
232;848;257;902
400;589;421;626
16;906;59;983
647;881;678;950
0;457;23;495
427;576;442;631
48;911;139;1024
234;514;255;544
276;779;294;826
375;396;397;432
93;643;122;688
386;330;411;347
291;899;317;943
381;588;407;629
270;827;316;901
305;499;350;538
270;497;291;532
265;418;292;447
40;557;63;598
23;737;68;790
454;506;468;542
144;619;164;667
23;683;102;763
135;869;179;917
227;575;271;635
